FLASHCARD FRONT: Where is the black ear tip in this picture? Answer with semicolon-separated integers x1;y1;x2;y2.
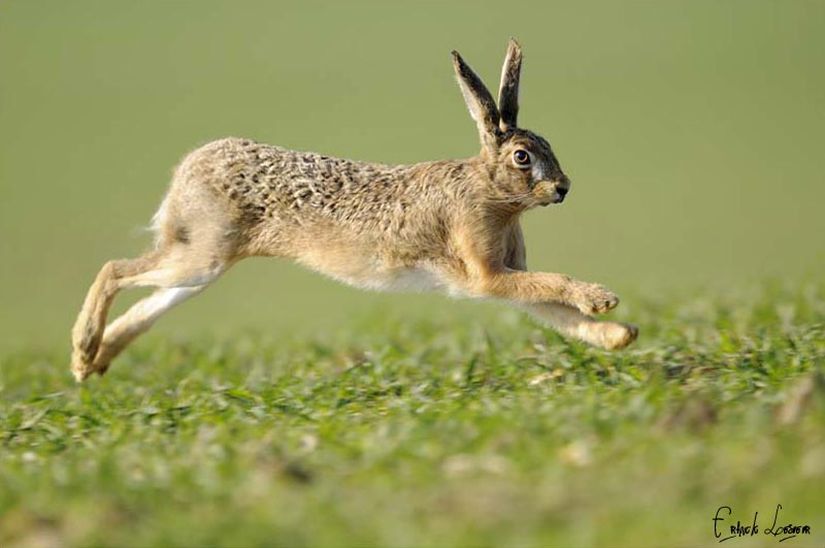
451;50;467;70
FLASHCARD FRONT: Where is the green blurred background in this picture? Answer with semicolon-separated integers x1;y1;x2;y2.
1;0;823;353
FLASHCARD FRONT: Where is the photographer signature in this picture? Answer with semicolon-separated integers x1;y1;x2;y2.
713;504;812;542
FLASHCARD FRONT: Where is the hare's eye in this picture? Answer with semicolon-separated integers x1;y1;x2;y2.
513;149;531;168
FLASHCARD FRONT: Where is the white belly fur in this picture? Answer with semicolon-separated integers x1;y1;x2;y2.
296;249;459;295
354;266;446;293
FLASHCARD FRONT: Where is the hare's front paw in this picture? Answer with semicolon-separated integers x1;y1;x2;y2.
600;322;639;350
570;283;619;315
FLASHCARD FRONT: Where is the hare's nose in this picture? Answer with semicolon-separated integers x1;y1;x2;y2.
557;186;568;198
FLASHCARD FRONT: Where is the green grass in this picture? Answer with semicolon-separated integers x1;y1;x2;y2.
2;283;824;546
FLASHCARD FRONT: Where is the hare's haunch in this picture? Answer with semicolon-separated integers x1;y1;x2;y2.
71;39;637;381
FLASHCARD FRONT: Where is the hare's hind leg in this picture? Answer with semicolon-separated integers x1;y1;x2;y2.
71;242;231;381
71;251;165;380
71;182;240;380
89;277;213;378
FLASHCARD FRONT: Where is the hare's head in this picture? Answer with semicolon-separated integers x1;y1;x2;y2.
452;39;570;209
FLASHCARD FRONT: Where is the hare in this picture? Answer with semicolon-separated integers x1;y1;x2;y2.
70;39;637;382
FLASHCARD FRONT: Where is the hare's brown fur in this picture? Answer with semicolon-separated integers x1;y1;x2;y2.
71;39;637;381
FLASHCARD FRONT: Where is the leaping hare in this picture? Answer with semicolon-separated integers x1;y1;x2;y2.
71;39;637;381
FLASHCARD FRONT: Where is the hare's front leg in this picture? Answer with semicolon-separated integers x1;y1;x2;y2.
495;224;636;349
455;227;618;313
520;302;638;350
456;264;619;314
468;271;636;349
478;270;619;315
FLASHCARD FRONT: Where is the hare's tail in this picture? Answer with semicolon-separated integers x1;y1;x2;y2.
149;193;172;247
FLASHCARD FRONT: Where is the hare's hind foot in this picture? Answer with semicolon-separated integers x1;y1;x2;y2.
71;349;97;382
70;254;165;382
70;349;113;382
71;314;102;380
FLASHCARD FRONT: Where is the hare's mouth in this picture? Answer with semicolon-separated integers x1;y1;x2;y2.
538;193;566;207
533;180;568;206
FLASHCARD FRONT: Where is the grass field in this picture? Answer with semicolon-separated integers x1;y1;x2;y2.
1;283;824;546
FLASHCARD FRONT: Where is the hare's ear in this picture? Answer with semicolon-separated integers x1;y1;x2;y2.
498;38;522;131
451;50;501;153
